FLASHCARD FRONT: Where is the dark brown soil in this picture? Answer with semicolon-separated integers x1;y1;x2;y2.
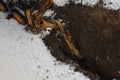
43;3;120;80
43;28;100;80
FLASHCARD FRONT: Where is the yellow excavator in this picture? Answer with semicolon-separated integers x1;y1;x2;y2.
0;0;81;59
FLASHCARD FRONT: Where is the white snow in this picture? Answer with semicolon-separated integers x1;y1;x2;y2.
74;0;100;7
103;0;120;10
54;0;69;6
54;0;120;10
43;9;54;17
0;12;90;80
53;0;100;7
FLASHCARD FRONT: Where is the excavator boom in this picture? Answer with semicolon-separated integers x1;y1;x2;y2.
0;0;81;59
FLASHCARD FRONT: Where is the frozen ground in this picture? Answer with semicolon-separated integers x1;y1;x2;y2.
0;12;90;80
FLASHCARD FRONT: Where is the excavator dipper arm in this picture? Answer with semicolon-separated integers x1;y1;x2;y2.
37;18;81;58
24;0;81;59
0;0;81;59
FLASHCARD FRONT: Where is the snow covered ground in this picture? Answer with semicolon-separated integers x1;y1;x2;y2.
54;0;99;6
0;12;90;80
54;0;69;6
103;0;120;10
54;0;120;10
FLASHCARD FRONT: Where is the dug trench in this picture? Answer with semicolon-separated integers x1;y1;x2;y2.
43;3;120;80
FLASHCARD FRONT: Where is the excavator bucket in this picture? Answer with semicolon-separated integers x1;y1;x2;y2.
56;21;81;59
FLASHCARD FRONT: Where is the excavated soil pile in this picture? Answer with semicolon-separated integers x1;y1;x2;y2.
43;3;120;80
